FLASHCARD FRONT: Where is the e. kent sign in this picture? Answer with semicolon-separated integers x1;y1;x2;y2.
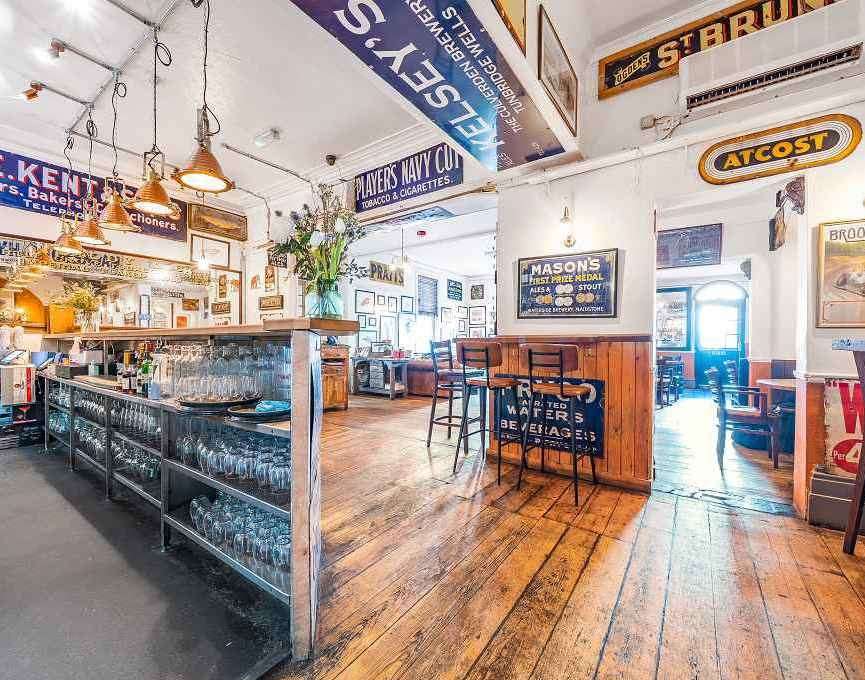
287;0;564;171
355;143;463;213
698;114;861;185
598;0;841;99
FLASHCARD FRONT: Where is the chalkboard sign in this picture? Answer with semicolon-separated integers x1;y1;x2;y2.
447;279;463;301
495;377;604;457
657;224;722;269
518;249;618;319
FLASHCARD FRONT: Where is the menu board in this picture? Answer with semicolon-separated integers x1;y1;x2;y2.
518;249;618;319
657;224;722;269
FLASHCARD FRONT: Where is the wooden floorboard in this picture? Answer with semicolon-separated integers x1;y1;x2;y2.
269;395;865;680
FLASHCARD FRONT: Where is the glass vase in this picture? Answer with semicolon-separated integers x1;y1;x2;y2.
305;284;343;320
76;310;100;333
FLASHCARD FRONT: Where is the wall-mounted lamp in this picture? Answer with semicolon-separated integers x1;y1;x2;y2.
561;206;576;248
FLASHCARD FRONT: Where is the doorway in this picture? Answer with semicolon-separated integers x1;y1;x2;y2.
694;281;748;387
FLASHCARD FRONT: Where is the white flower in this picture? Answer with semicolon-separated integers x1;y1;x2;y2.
334;216;347;234
310;231;324;247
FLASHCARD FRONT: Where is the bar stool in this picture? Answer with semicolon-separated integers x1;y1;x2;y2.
453;341;522;484
518;343;596;505
426;340;481;449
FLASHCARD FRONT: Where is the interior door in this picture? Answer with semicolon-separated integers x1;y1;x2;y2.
695;300;745;387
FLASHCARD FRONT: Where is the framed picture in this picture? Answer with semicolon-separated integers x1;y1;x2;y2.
469;306;486;325
190;233;230;270
441;307;453;323
367;316;378;329
250;274;261;290
189;203;248;241
491;0;526;52
458;318;467;333
176;315;189;329
357;313;367;329
657;224;723;269
358;330;378;348
376;294;386;307
258;294;284;311
656;287;691;350
264;265;277;293
139;294;150;326
818;219;865;327
217;274;227;300
471;284;485;300
379;314;398;345
400;295;414;314
387;296;398;314
469;326;487;338
447;279;463;301
539;6;578;136
457;306;468;318
355;289;375;314
182;298;200;312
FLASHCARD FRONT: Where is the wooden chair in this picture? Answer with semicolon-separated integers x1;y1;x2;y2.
723;359;739;386
706;367;773;468
518;344;596;505
426;340;480;450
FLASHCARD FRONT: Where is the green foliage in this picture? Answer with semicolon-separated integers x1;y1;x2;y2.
54;281;101;312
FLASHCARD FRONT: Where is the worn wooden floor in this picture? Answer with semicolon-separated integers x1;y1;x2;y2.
271;395;865;680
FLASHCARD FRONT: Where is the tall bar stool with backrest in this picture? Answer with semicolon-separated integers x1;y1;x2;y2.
426;340;480;449
453;341;522;484
518;344;596;505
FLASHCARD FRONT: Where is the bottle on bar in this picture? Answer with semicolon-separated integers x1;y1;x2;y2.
122;351;135;394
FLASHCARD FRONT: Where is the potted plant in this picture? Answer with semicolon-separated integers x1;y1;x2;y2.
55;281;102;333
272;183;366;319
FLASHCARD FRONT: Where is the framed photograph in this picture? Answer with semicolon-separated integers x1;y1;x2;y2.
358;330;379;348
379;314;398;345
250;274;261;290
264;265;277;293
376;294;386;307
458;318;467;333
355;289;375;314
190;233;230;270
656;287;691;350
367;316;378;329
400;295;415;314
176;315;188;329
818;219;865;327
469;326;487;338
189;203;248;241
357;313;367;329
441;307;453;323
387;296;399;314
258;294;284;311
457;306;468;318
491;0;526;52
657;224;723;269
217;274;227;300
471;284;485;300
539;5;578;136
182;298;200;312
469;306;486;325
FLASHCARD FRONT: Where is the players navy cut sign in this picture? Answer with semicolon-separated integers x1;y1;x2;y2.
355;143;463;214
518;249;618;319
287;0;564;171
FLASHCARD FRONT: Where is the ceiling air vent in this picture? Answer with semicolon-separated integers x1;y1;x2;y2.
687;44;863;110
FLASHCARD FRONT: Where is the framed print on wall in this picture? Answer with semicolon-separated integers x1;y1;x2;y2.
538;5;578;136
656;287;691;350
469;326;487;338
470;284;484;300
458;318;467;333
491;0;526;52
457;306;468;318
190;233;230;270
818;219;865;327
400;296;415;314
367;316;378;329
387;296;399;314
379;314;398;345
376;294;386;307
356;313;367;329
355;289;375;314
264;265;277;293
469;306;486;325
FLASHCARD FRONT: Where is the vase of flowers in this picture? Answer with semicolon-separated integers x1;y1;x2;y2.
55;281;102;333
271;183;365;320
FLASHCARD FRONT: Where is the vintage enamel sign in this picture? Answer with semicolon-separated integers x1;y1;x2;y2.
698;114;861;185
597;0;840;99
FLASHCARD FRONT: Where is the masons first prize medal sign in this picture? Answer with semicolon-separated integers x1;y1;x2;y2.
518;249;618;319
699;114;861;185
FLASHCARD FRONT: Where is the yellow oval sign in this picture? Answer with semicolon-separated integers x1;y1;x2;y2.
698;114;861;185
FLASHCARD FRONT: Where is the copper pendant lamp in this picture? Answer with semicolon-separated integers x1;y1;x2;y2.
74;215;111;246
173;0;233;194
99;189;138;231
54;224;84;255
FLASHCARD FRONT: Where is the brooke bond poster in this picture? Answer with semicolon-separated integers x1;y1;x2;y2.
598;0;841;99
825;378;863;478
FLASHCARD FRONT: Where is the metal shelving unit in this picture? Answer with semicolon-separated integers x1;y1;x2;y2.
111;470;162;508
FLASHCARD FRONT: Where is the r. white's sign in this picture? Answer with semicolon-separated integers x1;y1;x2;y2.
825;378;863;478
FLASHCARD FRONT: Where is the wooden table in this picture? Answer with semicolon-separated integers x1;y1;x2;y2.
757;378;796;392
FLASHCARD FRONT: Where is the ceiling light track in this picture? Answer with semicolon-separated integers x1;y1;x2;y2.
221;143;310;184
49;38;120;73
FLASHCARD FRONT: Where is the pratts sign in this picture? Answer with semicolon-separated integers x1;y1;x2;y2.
698;114;861;185
598;0;841;99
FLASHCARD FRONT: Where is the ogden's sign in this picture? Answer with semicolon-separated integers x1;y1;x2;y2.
355;143;463;214
698;114;861;185
287;0;564;171
598;0;840;99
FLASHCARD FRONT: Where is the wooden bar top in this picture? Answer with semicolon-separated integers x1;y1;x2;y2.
757;378;797;392
490;333;653;344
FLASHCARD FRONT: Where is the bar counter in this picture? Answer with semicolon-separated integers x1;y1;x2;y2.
488;333;654;492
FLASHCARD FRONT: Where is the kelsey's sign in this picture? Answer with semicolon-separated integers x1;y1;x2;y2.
0;148;188;241
355;143;463;214
518;249;618;319
598;0;841;99
368;260;405;286
287;0;564;171
699;114;861;185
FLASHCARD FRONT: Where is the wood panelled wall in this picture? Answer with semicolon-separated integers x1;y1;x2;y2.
488;335;654;493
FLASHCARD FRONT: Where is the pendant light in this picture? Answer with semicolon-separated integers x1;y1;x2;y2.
54;135;84;255
73;109;110;246
100;77;139;232
173;0;234;194
131;27;181;218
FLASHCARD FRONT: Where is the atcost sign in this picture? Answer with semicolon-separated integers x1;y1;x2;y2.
699;114;861;185
598;0;841;99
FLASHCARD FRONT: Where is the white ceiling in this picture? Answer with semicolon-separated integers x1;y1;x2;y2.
578;0;701;47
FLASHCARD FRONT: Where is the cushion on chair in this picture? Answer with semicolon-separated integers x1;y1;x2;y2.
726;406;765;422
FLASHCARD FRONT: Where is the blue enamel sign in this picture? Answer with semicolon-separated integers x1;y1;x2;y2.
355;142;463;213
0;148;187;242
288;0;565;171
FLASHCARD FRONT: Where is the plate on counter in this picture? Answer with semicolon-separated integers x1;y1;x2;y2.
177;395;262;410
227;404;291;422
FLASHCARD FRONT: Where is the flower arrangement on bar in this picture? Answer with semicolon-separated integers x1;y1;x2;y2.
271;183;366;319
54;281;103;333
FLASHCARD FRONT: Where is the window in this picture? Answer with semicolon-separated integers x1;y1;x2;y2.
695;280;746;302
412;275;439;354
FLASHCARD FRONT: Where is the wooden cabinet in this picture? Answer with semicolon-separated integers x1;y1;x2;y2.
321;345;349;410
